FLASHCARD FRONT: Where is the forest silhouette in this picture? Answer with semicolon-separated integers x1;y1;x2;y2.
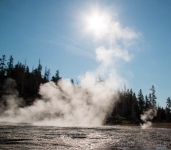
0;55;171;124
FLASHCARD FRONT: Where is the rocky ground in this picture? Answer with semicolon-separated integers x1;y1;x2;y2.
0;123;170;150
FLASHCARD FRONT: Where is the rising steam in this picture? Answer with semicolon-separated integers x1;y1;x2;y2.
0;78;119;126
140;108;157;129
0;6;139;126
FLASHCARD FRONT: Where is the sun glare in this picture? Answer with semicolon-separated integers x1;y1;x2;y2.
85;11;110;37
88;13;105;31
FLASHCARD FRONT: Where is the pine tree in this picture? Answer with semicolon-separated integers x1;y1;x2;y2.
166;97;171;122
51;70;61;84
137;89;145;115
166;97;171;109
132;92;138;120
150;85;157;108
43;67;50;83
33;59;42;95
6;55;14;77
145;95;150;110
156;106;161;121
21;59;27;95
0;55;6;79
13;62;25;95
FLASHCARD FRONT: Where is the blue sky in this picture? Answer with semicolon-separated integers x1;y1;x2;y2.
0;0;171;107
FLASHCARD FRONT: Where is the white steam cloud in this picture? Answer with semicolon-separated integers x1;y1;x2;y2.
0;7;139;126
140;108;157;129
0;78;118;126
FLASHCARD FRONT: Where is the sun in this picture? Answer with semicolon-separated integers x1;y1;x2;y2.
87;13;106;32
85;11;109;37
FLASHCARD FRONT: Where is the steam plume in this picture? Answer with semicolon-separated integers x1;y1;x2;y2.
140;108;157;129
0;78;119;126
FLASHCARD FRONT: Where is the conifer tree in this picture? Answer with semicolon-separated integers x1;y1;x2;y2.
150;85;157;108
137;89;145;115
0;55;6;78
43;67;50;82
166;97;171;109
6;55;14;77
166;97;171;122
132;92;137;120
145;95;150;110
51;70;61;84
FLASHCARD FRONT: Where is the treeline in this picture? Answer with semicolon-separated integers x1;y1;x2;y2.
107;85;171;124
0;55;171;123
0;55;61;97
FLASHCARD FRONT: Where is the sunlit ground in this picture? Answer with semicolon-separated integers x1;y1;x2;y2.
0;123;170;150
